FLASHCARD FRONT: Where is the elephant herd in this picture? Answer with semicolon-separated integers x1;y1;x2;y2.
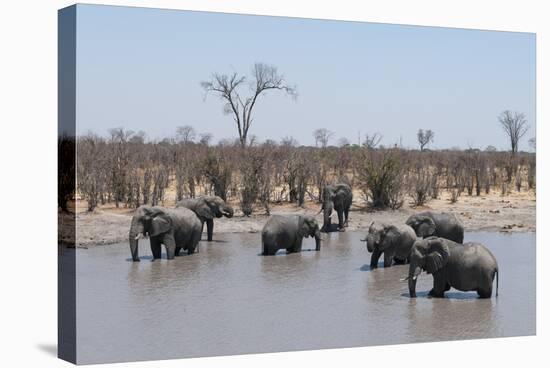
368;212;499;299
128;183;499;299
129;195;234;261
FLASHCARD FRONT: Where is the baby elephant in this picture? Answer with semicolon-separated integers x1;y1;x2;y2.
406;211;464;243
405;237;499;298
365;222;417;268
262;215;321;255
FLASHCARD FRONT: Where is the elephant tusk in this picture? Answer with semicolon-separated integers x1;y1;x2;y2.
135;234;142;240
400;276;409;282
412;275;417;281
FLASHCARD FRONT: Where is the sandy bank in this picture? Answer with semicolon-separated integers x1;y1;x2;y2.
61;190;535;247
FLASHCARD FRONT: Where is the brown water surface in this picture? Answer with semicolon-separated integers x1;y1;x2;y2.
73;231;535;364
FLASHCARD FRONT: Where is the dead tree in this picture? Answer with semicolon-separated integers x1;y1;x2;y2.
201;63;297;148
313;128;334;148
417;129;434;151
499;110;529;155
363;133;382;149
175;125;196;144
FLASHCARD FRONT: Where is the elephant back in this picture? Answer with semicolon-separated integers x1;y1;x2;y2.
176;198;199;211
432;213;464;243
171;207;202;230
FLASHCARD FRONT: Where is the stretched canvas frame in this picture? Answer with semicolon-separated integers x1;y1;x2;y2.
58;4;536;365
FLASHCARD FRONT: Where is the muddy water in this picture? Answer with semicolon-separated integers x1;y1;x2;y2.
74;231;535;364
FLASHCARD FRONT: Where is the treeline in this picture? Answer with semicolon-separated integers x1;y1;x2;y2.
69;129;536;214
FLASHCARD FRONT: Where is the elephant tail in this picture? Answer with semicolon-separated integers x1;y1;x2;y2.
495;268;499;297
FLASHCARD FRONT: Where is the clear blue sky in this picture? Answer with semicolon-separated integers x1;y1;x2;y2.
75;4;535;150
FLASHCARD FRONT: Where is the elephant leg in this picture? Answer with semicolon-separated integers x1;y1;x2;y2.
477;277;493;298
429;274;447;298
344;208;350;227
150;237;162;260
187;230;201;255
383;251;393;268
370;249;381;269
163;235;176;260
263;245;272;255
337;210;345;231
393;256;406;265
206;219;214;241
291;238;303;253
477;288;492;298
174;246;182;256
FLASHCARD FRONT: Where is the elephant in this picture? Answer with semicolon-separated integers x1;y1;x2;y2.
261;215;321;255
176;195;234;241
405;211;464;243
320;183;353;232
404;237;499;298
365;221;417;269
129;206;202;261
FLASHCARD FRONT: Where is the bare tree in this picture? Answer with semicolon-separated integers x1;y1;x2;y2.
499;110;529;155
201;63;297;148
338;137;350;147
129;130;146;144
281;136;299;147
176;125;196;143
313;128;333;148
198;132;213;146
363;132;382;149
417;129;434;151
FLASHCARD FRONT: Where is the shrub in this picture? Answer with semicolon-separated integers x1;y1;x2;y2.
358;149;404;209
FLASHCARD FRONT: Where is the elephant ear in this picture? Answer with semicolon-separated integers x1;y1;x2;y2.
332;186;348;205
380;225;399;250
149;212;172;237
424;238;449;274
418;216;436;237
195;198;215;220
298;216;311;238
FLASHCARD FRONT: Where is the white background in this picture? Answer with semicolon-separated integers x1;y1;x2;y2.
0;1;546;367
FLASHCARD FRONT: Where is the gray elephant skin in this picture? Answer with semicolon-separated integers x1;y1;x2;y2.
261;215;321;255
129;206;202;261
406;237;499;298
406;211;464;243
176;195;234;241
366;222;417;268
321;183;353;232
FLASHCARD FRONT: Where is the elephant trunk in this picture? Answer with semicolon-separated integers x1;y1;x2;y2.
408;265;422;298
223;205;234;218
322;202;333;231
408;277;417;298
366;234;375;253
314;229;321;251
206;219;214;242
129;217;144;262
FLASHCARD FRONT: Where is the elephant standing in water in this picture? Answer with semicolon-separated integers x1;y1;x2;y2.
365;222;417;268
404;237;499;298
129;206;202;261
261;215;321;255
406;211;464;243
176;196;234;241
320;183;353;232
